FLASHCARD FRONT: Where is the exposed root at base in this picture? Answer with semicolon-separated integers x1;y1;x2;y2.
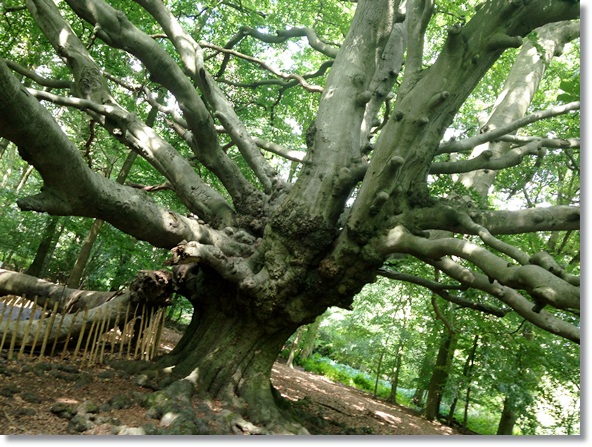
48;360;312;435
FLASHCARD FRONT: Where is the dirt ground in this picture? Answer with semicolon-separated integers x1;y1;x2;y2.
0;327;465;436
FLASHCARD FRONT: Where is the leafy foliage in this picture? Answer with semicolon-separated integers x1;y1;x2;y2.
0;0;580;435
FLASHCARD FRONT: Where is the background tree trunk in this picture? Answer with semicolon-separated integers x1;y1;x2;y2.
0;137;8;158
447;334;480;425
67;219;105;288
373;342;388;398
299;315;323;360
425;331;456;421
411;327;438;408
497;395;518;435
389;338;405;404
286;326;303;369
25;216;62;278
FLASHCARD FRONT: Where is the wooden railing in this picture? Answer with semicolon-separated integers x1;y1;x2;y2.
0;295;166;366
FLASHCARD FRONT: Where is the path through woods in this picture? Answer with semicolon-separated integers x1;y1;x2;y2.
0;327;467;436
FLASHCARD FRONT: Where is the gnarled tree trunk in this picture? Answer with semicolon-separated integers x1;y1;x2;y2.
0;0;580;435
148;265;313;433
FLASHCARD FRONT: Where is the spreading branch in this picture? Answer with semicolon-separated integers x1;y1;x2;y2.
375;226;580;313
132;0;280;195
4;59;72;90
404;205;580;235
429;256;579;343
64;0;262;207
222;26;339;62
24;86;235;226
378;268;510;318
430;141;545;175
200;42;324;93
437;102;580;155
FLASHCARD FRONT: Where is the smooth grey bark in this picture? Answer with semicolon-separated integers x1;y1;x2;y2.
67;97;159;289
0;0;581;433
299;315;323;360
459;21;580;197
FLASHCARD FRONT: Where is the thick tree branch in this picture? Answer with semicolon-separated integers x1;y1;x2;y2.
0;269;115;314
437;102;580;155
375;226;580;313
25;0;236;226
224;26;339;60
0;60;250;251
360;6;406;146
132;0;280;195
0;269;173;346
64;0;261;207
281;0;399;225
430;140;545;175
455;19;579;198
401;0;434;91
347;1;579;234
497;135;579;149
430;257;579;343
529;251;580;287
4;60;72;90
165;241;252;284
0;269;172;312
406;205;580;235
217;60;333;93
24;86;235;226
252;137;306;163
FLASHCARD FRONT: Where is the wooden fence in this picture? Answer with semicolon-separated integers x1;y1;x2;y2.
0;295;166;366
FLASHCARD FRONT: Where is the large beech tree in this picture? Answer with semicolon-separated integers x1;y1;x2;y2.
0;0;580;433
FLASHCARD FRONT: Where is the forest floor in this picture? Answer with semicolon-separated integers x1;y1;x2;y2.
0;326;468;436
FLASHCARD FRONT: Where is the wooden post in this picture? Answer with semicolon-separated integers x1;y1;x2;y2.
134;305;147;359
142;307;156;360
18;296;38;359
61;308;82;360
126;304;140;360
39;301;60;361
8;297;27;360
80;310;96;365
151;308;166;359
87;310;101;366
50;310;67;357
0;295;17;352
29;299;50;358
110;301;123;358
89;307;109;366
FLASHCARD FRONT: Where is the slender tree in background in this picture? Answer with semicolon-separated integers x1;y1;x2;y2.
0;0;580;433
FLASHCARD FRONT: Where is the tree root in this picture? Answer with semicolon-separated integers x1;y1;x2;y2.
129;370;311;435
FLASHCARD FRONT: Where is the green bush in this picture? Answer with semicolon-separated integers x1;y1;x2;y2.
326;368;353;386
353;374;374;392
